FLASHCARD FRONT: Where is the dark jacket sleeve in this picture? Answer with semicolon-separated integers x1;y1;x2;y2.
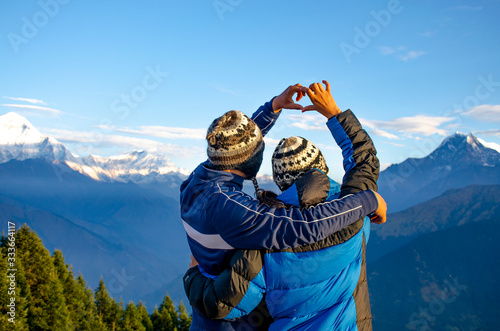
333;109;380;195
183;250;266;320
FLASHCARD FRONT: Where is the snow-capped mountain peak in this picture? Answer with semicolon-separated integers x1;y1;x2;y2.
0;112;76;163
477;137;500;154
432;132;499;159
77;150;191;182
0;112;190;183
378;132;500;212
0;111;47;145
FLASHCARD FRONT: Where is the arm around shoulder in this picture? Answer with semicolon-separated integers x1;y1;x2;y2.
208;188;379;250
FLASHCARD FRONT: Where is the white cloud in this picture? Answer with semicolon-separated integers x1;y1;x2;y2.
314;142;337;151
399;50;426;62
371;128;400;140
378;46;426;61
1;103;62;116
289;122;326;131
385;142;406;147
464;104;500;122
360;119;400;139
3;96;47;105
474;129;500;138
360;115;453;137
263;137;282;145
378;46;397;55
97;124;206;140
378;46;406;56
43;128;162;147
42;128;203;159
286;113;327;131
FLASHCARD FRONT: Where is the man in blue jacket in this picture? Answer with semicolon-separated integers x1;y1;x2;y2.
180;83;386;330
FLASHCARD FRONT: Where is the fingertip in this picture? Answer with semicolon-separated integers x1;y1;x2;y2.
324;80;331;92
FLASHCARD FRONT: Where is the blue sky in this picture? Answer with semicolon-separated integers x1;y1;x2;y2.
1;0;499;181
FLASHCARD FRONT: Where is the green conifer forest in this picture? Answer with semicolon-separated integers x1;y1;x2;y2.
0;224;191;331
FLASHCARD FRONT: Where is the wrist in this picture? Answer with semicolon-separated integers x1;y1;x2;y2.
331;104;342;116
325;110;340;120
271;96;282;113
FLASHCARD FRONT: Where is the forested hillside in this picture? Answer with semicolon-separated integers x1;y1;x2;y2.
0;225;191;331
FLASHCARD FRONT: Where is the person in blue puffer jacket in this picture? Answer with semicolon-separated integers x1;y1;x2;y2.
184;81;383;330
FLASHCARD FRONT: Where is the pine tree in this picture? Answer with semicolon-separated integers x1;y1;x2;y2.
15;225;69;330
151;293;179;330
44;276;71;330
76;273;101;330
161;293;180;328
53;250;77;330
119;301;146;331
53;249;101;330
176;302;191;331
150;306;162;330
137;301;153;331
95;277;122;330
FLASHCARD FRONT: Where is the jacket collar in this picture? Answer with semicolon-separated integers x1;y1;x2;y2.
194;160;246;188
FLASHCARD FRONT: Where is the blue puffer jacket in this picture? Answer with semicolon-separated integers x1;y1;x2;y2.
180;101;379;330
184;109;379;330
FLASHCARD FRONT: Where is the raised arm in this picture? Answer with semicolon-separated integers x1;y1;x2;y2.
322;109;380;196
334;110;379;194
305;80;386;223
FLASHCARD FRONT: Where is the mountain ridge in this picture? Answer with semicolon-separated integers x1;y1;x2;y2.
0;157;190;305
378;132;500;212
0;112;190;186
368;184;500;263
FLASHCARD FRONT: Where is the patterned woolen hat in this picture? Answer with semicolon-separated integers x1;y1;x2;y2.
206;110;264;170
272;136;329;191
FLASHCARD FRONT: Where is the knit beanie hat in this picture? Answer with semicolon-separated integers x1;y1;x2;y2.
206;110;264;173
272;136;329;191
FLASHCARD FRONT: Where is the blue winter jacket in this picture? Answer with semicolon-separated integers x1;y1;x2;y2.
184;109;379;330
